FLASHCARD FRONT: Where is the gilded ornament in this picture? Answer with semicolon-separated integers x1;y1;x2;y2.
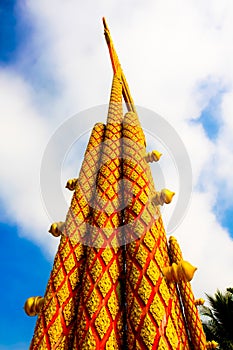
152;189;175;206
65;178;78;191
26;18;206;350
145;150;162;163
24;296;44;316
162;261;197;283
195;298;205;306
48;221;65;237
206;340;219;349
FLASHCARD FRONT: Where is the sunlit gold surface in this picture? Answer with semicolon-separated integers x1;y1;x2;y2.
169;236;207;349
74;71;124;349
27;18;206;350
122;111;190;349
30;122;106;349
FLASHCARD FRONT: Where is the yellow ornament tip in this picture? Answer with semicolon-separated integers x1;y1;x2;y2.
169;236;177;243
161;189;175;204
195;298;205;306
66;178;78;191
49;221;65;237
206;340;219;349
181;260;197;282
145;150;162;163
163;260;197;283
152;150;162;160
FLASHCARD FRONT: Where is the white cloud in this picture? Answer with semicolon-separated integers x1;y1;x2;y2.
0;69;56;255
1;0;233;297
219;90;233;173
174;191;233;298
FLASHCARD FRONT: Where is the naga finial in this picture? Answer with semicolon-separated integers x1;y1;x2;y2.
102;17;135;112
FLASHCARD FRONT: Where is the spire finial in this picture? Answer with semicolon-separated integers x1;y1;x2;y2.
102;17;135;112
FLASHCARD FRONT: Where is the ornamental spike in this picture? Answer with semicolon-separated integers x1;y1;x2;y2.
206;340;219;349
195;298;205;306
145;150;162;163
26;18;207;350
152;188;175;206
168;236;207;348
161;188;175;204
48;221;65;237
66;178;78;191
24;296;44;316
163;260;197;283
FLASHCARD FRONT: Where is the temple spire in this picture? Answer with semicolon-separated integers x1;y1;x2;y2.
74;71;125;348
28;123;106;349
103;17;136;113
24;18;211;350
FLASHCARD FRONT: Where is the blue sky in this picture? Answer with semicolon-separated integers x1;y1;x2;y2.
0;1;17;63
0;223;51;348
1;1;233;349
0;2;52;348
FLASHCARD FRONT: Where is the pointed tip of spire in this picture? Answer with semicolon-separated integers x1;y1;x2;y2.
102;17;107;29
103;17;110;45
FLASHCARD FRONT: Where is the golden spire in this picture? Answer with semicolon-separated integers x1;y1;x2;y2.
73;70;125;348
169;236;207;349
27;122;106;349
25;18;207;350
103;17;136;112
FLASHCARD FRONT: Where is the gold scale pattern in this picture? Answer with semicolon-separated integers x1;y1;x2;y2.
28;18;207;350
122;111;191;349
169;237;207;349
30;123;105;349
74;72;125;349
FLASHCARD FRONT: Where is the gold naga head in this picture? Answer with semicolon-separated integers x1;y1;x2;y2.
48;221;65;237
163;260;197;283
152;188;175;206
24;296;44;316
65;178;78;191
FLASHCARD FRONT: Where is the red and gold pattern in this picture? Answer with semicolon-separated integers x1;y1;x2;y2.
122;111;190;349
26;18;208;350
74;72;125;349
169;236;207;349
30;123;105;350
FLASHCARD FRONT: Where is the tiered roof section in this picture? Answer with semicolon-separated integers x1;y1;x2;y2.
24;18;217;350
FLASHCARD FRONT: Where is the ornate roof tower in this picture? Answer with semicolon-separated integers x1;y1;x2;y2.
25;19;216;350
